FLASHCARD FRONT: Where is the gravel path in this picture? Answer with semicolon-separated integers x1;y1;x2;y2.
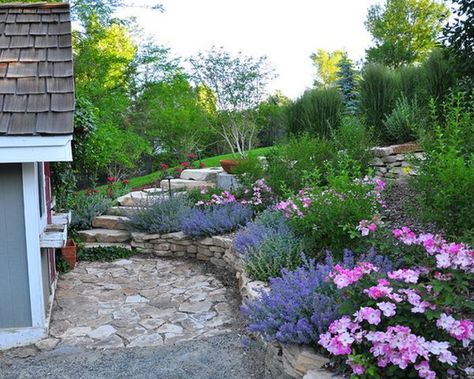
0;333;267;379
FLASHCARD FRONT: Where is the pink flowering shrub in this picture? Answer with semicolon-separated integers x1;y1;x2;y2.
319;228;474;378
194;179;275;213
274;173;384;257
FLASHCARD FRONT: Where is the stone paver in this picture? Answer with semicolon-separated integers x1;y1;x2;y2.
49;257;238;350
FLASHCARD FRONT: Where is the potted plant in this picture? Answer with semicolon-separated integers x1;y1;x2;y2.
61;239;77;269
219;158;240;174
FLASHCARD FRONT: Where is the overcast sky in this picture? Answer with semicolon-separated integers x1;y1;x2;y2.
118;0;381;99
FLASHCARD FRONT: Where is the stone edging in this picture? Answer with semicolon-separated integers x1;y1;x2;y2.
131;231;341;379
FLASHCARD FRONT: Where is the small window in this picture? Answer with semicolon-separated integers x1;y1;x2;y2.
38;163;45;218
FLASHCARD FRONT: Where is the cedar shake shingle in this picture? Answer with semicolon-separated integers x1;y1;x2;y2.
0;113;10;133
0;78;16;94
53;61;72;77
8;113;36;134
5;23;30;36
17;77;46;94
10;35;34;48
20;48;46;62
36;111;72;134
7;62;37;77
51;93;74;111
0;48;20;62
35;35;57;48
46;77;73;93
30;23;48;35
0;2;73;135
47;47;72;62
4;94;27;112
27;94;50;112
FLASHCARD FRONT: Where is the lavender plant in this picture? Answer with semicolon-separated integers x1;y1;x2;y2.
242;250;394;345
181;203;253;238
126;197;191;234
233;210;290;255
245;234;304;281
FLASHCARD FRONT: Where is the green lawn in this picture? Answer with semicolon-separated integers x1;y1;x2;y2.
126;146;275;189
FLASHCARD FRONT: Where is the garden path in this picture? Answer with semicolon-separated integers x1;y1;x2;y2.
44;256;240;350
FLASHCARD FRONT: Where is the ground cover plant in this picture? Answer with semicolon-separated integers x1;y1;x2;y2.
70;191;113;231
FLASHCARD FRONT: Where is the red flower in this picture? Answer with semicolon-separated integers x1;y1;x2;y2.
160;163;169;171
122;179;129;185
187;153;197;160
200;162;207;168
180;161;190;168
174;167;183;173
107;176;117;183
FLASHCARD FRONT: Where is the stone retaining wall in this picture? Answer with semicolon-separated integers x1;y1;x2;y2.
370;142;423;181
131;231;339;379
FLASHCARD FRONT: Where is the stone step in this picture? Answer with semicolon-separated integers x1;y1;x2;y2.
180;168;223;182
77;229;131;243
116;191;163;207
160;179;215;191
82;242;132;250
106;206;139;216
92;215;130;230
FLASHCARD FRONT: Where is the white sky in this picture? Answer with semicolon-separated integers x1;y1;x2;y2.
118;0;381;99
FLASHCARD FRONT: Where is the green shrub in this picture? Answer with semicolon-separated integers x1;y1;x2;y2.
77;245;135;262
70;191;113;230
185;187;225;205
331;117;374;172
383;95;421;144
360;63;400;141
245;233;304;282
265;134;336;195
284;165;382;258
126;196;192;234
287;87;343;137
232;155;265;188
412;94;474;240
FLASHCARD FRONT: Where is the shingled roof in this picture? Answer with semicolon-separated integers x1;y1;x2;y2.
0;2;73;135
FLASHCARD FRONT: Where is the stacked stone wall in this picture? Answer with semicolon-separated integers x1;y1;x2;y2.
370;142;423;180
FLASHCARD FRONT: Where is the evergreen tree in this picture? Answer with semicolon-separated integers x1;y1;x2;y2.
336;54;358;115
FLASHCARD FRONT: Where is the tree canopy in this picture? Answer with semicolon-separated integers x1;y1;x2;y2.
310;49;345;87
365;0;450;67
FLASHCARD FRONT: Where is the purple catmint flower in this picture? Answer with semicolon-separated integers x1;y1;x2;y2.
181;203;253;238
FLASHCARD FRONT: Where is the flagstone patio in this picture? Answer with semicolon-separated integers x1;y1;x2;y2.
44;257;240;351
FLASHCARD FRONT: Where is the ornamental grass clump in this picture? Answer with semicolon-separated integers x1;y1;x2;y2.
181;203;253;238
126;196;191;234
319;227;474;378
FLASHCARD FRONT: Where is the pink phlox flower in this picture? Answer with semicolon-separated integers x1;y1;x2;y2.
377;302;396;317
392;227;417;245
415;361;436;379
388;269;420;284
354;307;382;325
347;360;366;375
437;314;474;347
329;263;378;289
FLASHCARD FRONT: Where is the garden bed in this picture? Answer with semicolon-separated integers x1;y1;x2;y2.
131;231;340;379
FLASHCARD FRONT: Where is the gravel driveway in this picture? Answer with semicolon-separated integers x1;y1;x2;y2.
0;333;267;379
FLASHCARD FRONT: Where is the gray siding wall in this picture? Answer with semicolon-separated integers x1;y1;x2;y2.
0;164;32;328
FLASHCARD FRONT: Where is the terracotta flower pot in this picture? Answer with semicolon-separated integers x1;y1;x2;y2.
220;159;239;174
61;239;77;269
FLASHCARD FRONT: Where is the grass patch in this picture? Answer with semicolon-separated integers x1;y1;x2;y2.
199;147;275;168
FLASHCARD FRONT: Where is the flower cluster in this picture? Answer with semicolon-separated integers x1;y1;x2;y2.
437;313;474;348
195;190;236;206
321;252;474;378
392;227;474;272
357;216;383;237
328;262;379;289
